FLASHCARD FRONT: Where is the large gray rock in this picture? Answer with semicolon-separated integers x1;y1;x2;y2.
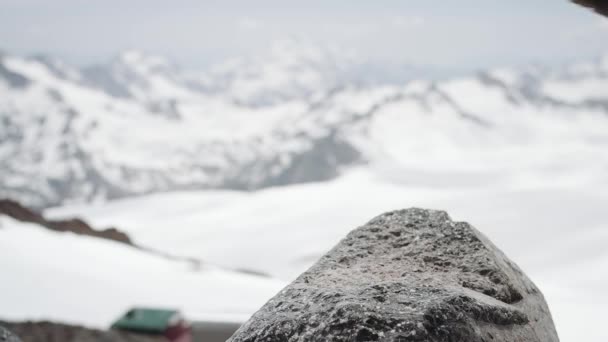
229;208;559;342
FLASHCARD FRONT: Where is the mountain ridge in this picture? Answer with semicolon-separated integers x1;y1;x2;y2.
1;44;607;208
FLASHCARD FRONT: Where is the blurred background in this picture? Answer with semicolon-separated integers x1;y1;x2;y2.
0;0;607;341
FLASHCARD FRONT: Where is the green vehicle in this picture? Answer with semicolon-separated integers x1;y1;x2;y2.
112;308;192;342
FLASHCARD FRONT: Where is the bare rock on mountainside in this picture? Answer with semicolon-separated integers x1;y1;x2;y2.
0;321;163;342
0;199;132;245
228;208;559;342
0;326;21;342
572;0;608;16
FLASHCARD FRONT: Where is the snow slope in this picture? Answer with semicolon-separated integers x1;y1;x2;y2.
1;45;607;208
47;168;608;342
0;215;285;328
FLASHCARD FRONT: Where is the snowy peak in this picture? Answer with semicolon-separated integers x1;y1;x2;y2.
110;49;186;95
30;55;83;83
0;56;30;88
202;39;358;106
82;49;193;103
116;49;176;75
536;55;608;105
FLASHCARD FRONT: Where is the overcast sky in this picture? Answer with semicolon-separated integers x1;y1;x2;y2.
1;0;607;71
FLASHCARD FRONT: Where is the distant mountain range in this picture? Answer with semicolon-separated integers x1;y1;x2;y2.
1;41;607;208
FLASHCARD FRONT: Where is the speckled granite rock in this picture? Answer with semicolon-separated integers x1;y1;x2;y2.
0;326;21;342
228;208;560;342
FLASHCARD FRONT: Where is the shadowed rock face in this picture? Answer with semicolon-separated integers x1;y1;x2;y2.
228;208;559;342
572;0;608;17
0;326;20;342
0;199;132;245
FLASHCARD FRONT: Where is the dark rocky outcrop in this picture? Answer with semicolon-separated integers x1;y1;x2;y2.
0;199;132;245
229;208;559;342
572;0;608;17
0;326;21;342
0;198;205;271
0;321;163;342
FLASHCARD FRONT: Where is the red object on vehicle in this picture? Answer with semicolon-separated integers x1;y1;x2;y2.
165;320;192;342
111;307;193;342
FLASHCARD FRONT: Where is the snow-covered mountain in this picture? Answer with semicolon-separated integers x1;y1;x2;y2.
1;43;608;208
196;39;361;106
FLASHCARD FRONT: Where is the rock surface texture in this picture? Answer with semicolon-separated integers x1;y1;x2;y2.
228;208;559;342
0;326;21;342
0;321;163;342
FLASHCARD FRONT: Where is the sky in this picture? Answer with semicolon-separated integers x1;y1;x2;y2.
1;0;607;71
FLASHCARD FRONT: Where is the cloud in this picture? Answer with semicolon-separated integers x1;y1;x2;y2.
562;18;608;41
389;15;426;29
237;17;262;30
